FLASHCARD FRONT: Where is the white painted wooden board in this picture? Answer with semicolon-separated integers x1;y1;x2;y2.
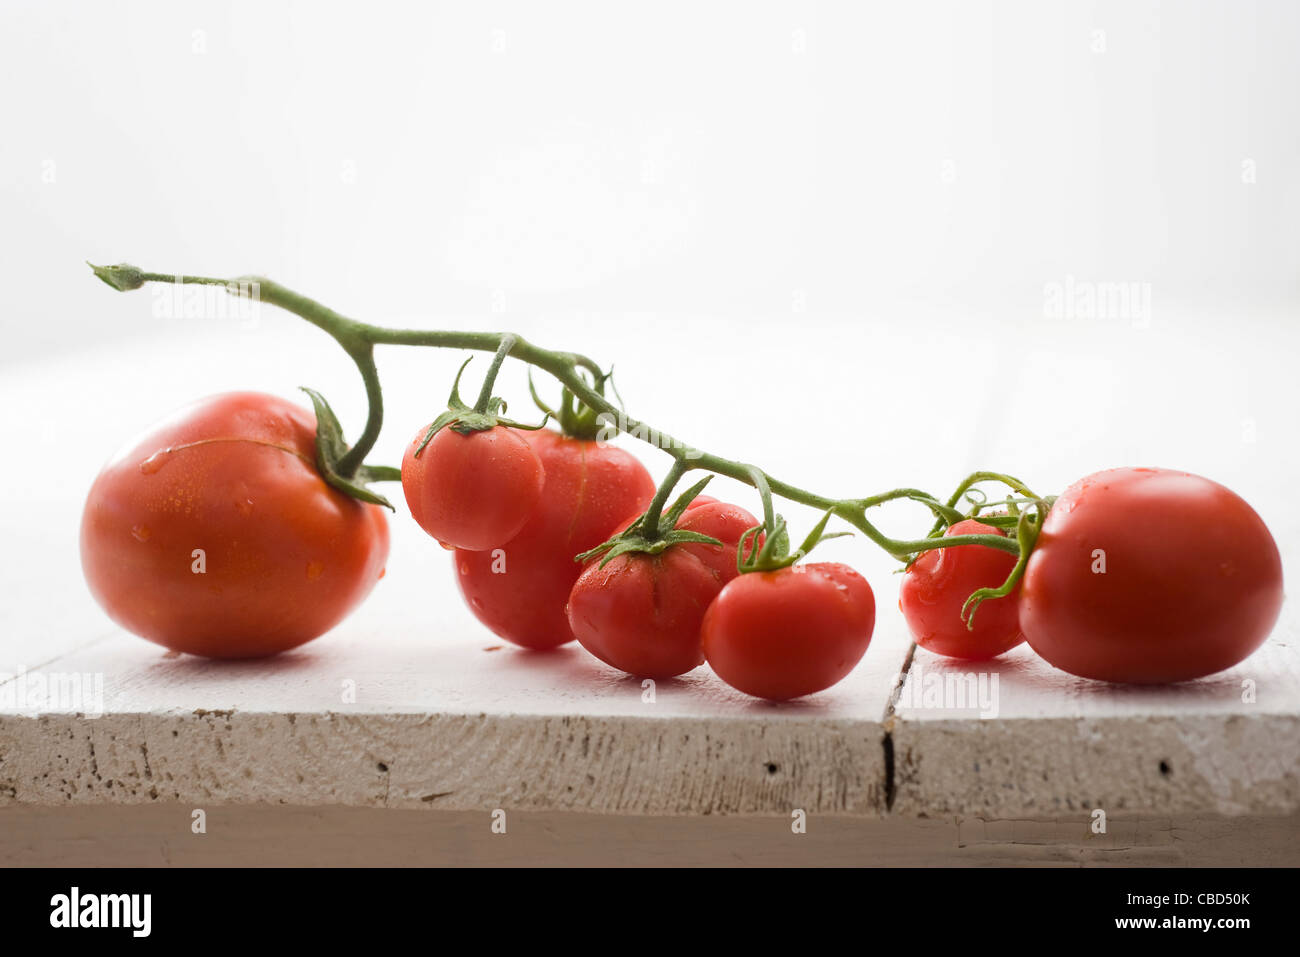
0;300;1296;824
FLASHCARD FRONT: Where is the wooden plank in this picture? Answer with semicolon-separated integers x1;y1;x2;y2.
0;619;911;815
3;804;1296;867
891;636;1300;818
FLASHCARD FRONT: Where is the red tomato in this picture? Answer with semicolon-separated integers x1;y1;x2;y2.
603;499;759;575
683;495;720;511
401;424;544;551
80;392;390;658
568;549;722;679
566;500;760;678
701;563;876;701
653;499;759;583
899;518;1024;660
1020;467;1284;683
454;430;655;649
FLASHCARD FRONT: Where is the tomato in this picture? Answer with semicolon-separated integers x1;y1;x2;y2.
567;548;722;679
401;424;544;551
453;430;655;650
675;500;762;583
80;392;390;658
566;500;760;678
701;563;876;700
1020;467;1284;684
683;495;719;511
899;518;1024;660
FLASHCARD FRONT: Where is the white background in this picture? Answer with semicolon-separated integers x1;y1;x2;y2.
1;0;1297;648
3;0;1298;357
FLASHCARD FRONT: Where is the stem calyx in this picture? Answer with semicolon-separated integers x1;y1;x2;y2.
575;475;722;569
529;369;612;441
414;347;547;457
736;507;852;575
959;496;1054;628
300;388;400;509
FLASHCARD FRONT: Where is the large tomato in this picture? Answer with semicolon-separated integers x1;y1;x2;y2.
453;430;655;650
899;518;1024;660
80;392;390;658
1020;467;1284;683
566;500;760;678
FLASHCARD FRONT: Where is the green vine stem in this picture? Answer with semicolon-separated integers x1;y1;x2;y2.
471;334;516;415
959;497;1049;628
89;263;1027;562
639;459;692;539
925;471;1041;537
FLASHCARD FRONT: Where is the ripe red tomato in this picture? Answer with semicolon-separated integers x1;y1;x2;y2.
568;548;723;679
701;563;876;701
1020;467;1284;683
401;424;544;551
899;518;1024;660
566;500;760;678
80;392;390;658
675;500;762;583
683;495;719;511
454;430;655;650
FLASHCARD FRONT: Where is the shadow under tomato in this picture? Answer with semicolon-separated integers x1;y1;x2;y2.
1067;669;1247;699
733;694;840;715
965;650;1041;680
139;646;327;681
608;672;695;693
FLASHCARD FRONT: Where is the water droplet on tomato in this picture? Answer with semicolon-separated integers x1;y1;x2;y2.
306;560;324;581
470;597;484;611
378;567;387;579
235;498;254;516
459;563;470;575
438;540;455;552
131;524;151;542
139;448;173;474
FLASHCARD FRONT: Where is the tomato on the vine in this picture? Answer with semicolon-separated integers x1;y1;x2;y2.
80;392;390;658
683;494;719;511
1020;467;1283;683
454;429;655;650
675;500;762;583
701;563;876;701
899;518;1024;660
401;424;544;551
566;500;760;678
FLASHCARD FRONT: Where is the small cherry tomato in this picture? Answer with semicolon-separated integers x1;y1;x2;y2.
80;392;390;658
454;430;655;649
566;500;760;678
683;494;719;511
701;563;876;701
567;548;723;679
899;518;1024;660
401;424;544;551
674;500;762;584
1020;467;1284;683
